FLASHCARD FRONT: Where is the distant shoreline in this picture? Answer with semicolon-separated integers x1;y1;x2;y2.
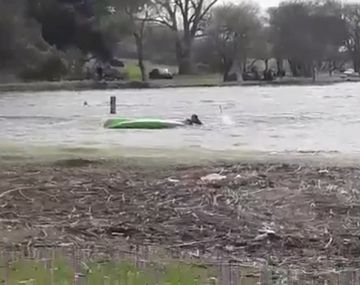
0;75;359;93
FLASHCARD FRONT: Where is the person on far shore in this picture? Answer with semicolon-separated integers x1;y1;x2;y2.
96;65;103;81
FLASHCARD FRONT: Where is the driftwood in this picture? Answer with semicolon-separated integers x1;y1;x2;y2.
0;161;360;274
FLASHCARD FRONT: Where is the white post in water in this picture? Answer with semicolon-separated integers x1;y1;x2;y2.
312;61;316;83
110;96;116;114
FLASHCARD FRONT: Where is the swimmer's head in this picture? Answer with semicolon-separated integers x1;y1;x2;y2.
191;114;202;125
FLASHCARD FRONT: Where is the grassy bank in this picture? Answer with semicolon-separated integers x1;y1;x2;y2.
1;73;359;93
1;249;357;285
1;142;359;169
1;258;221;285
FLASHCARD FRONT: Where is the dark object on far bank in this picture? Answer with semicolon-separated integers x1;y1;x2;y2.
242;69;286;82
149;68;173;79
224;73;238;82
277;69;286;77
184;114;203;125
110;59;124;67
242;70;262;81
263;69;275;81
96;66;103;81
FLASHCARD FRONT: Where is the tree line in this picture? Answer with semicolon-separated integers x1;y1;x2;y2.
1;0;360;82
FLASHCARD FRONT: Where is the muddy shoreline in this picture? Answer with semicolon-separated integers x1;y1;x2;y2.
1;159;360;272
0;75;359;93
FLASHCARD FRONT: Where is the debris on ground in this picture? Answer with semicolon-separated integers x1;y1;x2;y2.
0;161;360;272
201;173;227;182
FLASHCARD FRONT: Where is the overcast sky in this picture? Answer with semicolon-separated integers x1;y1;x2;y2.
222;0;360;9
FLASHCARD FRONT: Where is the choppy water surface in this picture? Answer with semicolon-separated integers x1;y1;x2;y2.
1;83;360;156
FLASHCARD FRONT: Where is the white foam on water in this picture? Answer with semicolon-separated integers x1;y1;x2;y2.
220;114;235;126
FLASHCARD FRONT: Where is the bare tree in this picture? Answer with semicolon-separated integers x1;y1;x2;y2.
342;4;360;72
153;0;218;74
144;24;177;64
206;3;261;81
125;1;151;82
269;1;347;78
109;0;152;81
248;27;273;73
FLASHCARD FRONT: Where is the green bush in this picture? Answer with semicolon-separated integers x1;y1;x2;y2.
19;53;68;81
124;63;142;81
62;48;87;81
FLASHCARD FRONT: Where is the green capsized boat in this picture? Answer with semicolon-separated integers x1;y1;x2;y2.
104;118;185;129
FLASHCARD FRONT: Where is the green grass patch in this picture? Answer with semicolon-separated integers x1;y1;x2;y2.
4;258;74;285
0;259;218;285
124;64;142;81
172;74;222;86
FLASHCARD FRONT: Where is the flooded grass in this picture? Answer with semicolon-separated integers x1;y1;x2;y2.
0;255;228;285
1;251;359;285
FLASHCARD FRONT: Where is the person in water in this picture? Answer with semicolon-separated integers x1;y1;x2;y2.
184;114;203;125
